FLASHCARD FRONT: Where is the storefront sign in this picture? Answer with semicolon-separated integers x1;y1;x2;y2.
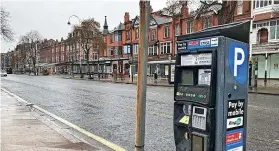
181;53;212;66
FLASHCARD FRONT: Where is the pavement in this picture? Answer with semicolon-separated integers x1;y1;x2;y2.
62;74;279;95
1;74;279;151
0;90;108;151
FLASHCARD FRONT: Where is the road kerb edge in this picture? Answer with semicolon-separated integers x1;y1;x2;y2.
1;88;127;151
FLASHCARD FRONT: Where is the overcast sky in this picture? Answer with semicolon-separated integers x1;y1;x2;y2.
1;0;169;53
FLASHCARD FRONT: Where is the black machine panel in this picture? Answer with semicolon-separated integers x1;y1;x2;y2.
175;86;210;105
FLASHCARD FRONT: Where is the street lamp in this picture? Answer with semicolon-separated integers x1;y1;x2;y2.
67;15;83;78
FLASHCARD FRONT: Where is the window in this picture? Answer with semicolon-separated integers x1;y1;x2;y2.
124;45;131;54
133;44;139;54
136;28;139;39
110;34;113;43
93;53;98;60
164;26;170;38
148;45;157;56
116;46;122;55
270;20;279;40
203;17;212;29
160;42;171;54
187;21;193;34
175;24;181;36
110;48;114;56
126;31;130;40
275;0;279;4
253;0;272;9
114;32;122;42
253;24;257;28
151;29;156;41
237;0;243;15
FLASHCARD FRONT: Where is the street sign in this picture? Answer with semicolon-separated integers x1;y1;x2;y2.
228;42;248;85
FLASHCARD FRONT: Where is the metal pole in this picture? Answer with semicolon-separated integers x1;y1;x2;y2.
135;1;150;151
264;51;268;87
131;26;134;83
249;0;254;88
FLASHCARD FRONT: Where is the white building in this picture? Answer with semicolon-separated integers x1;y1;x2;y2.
251;0;279;82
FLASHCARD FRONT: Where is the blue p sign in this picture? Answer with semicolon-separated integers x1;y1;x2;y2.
228;41;248;85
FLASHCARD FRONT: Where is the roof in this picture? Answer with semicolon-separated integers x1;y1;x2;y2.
152;15;172;25
112;22;124;32
133;14;172;27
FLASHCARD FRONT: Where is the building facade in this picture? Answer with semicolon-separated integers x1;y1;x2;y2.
251;0;279;80
6;0;254;79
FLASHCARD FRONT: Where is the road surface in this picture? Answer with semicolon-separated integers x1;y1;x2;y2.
1;75;279;151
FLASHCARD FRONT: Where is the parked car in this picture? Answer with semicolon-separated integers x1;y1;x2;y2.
0;70;7;77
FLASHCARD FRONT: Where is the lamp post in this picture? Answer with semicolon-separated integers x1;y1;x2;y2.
67;15;83;78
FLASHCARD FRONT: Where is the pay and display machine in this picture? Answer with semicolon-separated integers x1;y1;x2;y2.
174;21;250;151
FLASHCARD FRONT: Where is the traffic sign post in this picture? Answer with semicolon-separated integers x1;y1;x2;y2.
174;21;250;151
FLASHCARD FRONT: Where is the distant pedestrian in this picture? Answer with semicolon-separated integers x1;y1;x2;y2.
154;71;158;84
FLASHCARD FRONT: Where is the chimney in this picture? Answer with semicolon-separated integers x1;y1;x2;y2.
181;2;189;17
124;12;130;23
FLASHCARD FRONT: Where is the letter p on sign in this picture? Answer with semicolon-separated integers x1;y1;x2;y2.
228;41;248;85
234;48;245;77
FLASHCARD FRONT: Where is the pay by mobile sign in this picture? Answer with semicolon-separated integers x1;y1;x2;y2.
227;99;245;130
226;100;245;151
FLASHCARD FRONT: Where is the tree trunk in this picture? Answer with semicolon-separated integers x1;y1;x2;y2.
86;53;90;79
33;61;36;75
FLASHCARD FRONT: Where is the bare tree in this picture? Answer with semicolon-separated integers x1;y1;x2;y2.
19;30;42;75
165;0;240;26
72;18;106;79
1;6;14;42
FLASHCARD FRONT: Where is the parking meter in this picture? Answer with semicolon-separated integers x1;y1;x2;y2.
174;21;250;151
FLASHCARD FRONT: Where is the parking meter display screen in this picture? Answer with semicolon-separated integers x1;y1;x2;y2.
179;70;194;85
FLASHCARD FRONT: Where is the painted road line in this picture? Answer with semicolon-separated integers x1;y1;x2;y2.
275;140;279;143
1;88;126;151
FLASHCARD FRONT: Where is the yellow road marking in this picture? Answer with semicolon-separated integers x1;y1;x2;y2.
275;140;279;143
2;88;126;151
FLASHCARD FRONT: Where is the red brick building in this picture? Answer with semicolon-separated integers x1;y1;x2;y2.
101;1;252;79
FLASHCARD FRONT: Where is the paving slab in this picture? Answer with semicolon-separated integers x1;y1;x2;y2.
0;91;104;151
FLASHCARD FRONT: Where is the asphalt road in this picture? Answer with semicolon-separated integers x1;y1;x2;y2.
1;75;279;151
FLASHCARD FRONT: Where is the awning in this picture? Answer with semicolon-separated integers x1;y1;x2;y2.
148;60;176;64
